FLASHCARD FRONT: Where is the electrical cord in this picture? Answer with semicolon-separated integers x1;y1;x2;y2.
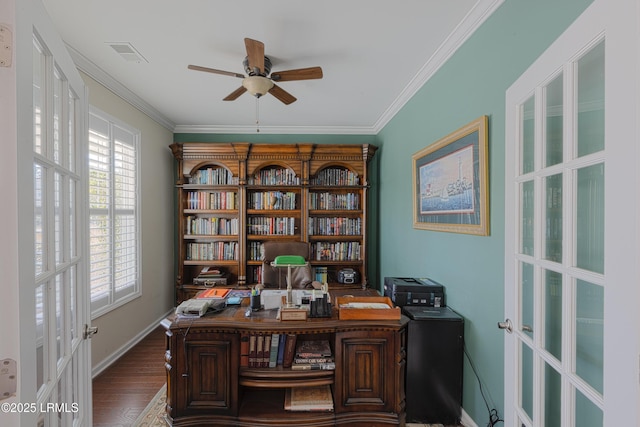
463;341;504;427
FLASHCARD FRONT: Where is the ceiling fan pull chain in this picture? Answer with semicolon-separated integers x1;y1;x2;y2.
255;97;260;133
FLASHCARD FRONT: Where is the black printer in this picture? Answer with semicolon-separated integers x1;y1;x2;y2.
383;277;445;307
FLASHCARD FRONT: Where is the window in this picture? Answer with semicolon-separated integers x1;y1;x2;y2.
88;108;140;316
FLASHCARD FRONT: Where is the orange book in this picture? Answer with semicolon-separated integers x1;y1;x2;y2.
197;288;230;299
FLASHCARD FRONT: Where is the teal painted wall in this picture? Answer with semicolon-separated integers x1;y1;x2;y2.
174;1;594;424
376;0;592;424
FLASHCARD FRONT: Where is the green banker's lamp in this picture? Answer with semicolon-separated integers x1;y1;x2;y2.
271;255;308;308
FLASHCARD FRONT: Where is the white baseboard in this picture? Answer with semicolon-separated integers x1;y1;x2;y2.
91;309;173;378
461;408;479;427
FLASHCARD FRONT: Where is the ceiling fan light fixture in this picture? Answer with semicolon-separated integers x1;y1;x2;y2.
243;75;274;98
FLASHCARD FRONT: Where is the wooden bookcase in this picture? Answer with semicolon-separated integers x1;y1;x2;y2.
170;142;377;303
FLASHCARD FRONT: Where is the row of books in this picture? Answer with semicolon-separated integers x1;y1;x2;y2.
310;168;359;186
242;332;294;368
247;217;297;236
189;168;238;185
247;241;265;261
308;217;362;236
186;242;238;261
248;191;298;210
248;168;300;186
185;216;239;236
186;191;237;210
311;241;361;261
241;335;335;371
308;192;360;210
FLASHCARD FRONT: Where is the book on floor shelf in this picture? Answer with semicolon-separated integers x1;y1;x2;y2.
284;385;334;412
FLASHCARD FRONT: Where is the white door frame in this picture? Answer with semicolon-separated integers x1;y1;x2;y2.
504;0;640;425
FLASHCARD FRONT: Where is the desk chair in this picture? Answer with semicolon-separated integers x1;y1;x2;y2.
261;241;313;289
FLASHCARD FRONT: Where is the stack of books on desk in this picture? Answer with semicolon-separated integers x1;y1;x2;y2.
291;339;335;370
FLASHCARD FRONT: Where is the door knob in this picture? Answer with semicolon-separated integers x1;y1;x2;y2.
83;324;99;339
497;319;513;333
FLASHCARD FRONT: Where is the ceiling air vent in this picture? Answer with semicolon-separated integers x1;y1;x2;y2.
107;42;148;63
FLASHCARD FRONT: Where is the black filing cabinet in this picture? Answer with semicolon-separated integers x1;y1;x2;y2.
403;306;464;424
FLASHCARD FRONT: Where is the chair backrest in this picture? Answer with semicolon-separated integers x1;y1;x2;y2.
261;241;312;289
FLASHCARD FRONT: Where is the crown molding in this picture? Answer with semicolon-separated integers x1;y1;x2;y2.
172;124;378;135
67;45;176;131
372;0;505;133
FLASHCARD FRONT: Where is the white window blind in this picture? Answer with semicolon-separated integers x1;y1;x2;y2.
89;109;140;316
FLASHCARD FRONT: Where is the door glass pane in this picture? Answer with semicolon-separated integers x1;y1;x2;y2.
545;74;563;167
35;163;46;275
576;164;604;273
544;270;562;360
35;283;46;395
33;40;44;155
53;70;62;165
521;343;533;420
576;279;604;394
544;362;561;427
54;172;62;266
69;179;76;258
521;96;535;174
576;387;603;427
68;90;76;172
544;173;562;262
521;180;534;256
55;274;64;364
69;266;77;341
521;262;534;339
576;41;605;157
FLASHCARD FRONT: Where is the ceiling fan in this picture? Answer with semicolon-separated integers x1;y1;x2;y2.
188;38;323;105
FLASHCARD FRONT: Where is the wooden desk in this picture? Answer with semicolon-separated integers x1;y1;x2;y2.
163;290;408;426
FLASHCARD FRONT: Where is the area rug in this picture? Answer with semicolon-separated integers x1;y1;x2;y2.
133;384;455;427
132;384;167;427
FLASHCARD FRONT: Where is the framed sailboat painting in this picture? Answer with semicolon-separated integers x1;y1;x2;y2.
412;116;489;235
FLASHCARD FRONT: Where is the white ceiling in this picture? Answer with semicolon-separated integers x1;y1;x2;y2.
42;0;500;134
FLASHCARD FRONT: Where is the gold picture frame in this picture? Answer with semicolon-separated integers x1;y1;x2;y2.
412;116;489;235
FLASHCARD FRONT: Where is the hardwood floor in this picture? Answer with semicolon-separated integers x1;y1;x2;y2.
92;326;167;426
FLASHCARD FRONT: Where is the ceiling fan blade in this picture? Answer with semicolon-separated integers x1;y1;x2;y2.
270;66;323;82
244;38;265;75
188;64;244;79
268;84;297;105
223;86;247;101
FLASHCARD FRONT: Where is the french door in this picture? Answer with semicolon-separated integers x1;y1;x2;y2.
23;2;92;425
503;0;640;426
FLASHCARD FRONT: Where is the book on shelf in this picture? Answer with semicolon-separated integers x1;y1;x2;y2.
292;339;334;370
262;335;271;368
282;334;297;368
284;385;334;412
277;334;286;366
294;357;334;364
295;339;332;358
269;333;280;368
249;334;257;367
314;266;328;284
240;334;250;367
290;361;336;371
